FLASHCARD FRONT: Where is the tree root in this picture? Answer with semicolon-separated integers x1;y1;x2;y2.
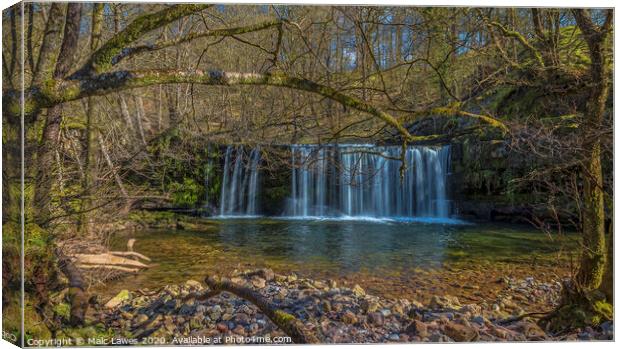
538;280;613;333
193;275;319;344
496;311;551;326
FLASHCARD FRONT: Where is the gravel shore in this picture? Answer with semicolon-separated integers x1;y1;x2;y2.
96;269;613;343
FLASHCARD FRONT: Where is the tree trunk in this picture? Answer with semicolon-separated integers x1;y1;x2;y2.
78;4;105;232
573;10;611;292
33;3;82;226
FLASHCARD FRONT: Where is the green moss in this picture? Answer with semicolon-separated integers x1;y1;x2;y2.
592;300;613;322
90;5;210;74
169;178;201;208
58;324;116;342
273;310;297;325
53;302;71;321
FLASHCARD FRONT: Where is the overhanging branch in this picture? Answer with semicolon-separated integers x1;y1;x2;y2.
13;70;508;142
112;20;282;65
75;4;211;76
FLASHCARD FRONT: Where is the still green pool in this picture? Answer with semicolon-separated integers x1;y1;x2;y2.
106;218;578;301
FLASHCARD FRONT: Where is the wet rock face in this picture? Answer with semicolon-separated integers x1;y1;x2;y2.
97;270;613;343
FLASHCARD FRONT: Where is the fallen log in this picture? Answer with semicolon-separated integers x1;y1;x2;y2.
76;264;141;273
109;251;151;262
73;253;149;269
55;249;89;326
202;275;319;344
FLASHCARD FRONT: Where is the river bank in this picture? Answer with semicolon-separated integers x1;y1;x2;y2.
88;268;612;343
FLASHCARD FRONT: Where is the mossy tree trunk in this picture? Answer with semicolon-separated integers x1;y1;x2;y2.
78;4;104;233
537;9;613;333
33;3;81;227
572;9;612;292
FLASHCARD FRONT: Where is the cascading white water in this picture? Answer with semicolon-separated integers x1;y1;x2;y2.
219;146;261;216
288;144;451;218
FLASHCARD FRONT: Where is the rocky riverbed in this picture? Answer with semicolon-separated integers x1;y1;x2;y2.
92;269;613;343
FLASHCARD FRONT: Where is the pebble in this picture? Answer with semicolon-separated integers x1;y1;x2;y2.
342;311;357;324
405;320;428;337
367;312;384;326
388;334;400;341
98;272;612;343
352;284;365;297
445;322;479;342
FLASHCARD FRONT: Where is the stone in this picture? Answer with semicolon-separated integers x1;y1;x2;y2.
239;305;254;315
189;316;202;330
367;312;384;326
429;333;453;342
471;316;485;326
234;313;251;324
488;326;509;339
388;334;400;341
249;323;259;333
352;284;366;297
320;301;332;313
459;304;481;316
508;321;546;340
251;277;266;289
231;277;245;284
185;280;202;289
423;311;454;322
360;299;380;313
232;325;246;336
105;290;130;309
342;311;357;324
405;320;428;337
209;312;222;321
444;322;479;342
332;302;343;312
312;280;327;289
392;303;405;316
299;280;315;289
501;299;518;310
328;279;338;288
256;268;275;281
410;300;424;309
601;321;614;337
178;304;195;316
216;322;228;333
429;295;460;310
163;318;176;332
135;313;149;324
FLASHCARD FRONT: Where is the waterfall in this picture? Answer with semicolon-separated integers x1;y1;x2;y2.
219;146;261;216
288;144;451;218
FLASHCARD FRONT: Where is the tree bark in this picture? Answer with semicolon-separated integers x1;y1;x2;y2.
573;9;612;291
34;3;82;225
56;249;89;327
